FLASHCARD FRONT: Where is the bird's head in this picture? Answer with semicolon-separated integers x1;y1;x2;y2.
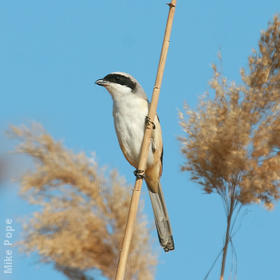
95;72;147;100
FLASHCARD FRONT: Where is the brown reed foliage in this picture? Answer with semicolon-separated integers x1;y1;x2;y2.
179;16;280;279
10;124;156;280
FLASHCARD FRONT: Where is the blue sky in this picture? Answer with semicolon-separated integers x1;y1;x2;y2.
1;1;280;279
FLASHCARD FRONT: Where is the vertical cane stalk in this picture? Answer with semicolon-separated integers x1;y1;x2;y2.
220;193;235;280
114;2;177;280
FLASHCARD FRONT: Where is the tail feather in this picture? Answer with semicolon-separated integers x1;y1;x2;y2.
148;183;174;252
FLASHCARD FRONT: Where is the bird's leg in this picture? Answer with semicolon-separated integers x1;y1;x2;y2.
133;116;155;180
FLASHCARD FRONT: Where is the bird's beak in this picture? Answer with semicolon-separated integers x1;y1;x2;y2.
95;79;108;87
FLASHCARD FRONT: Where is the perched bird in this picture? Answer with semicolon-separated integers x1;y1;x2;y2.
95;72;174;252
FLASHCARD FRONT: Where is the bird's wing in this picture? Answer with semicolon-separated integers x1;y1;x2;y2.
151;115;163;176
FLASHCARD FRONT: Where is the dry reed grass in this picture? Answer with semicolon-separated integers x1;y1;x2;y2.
179;15;280;279
179;15;280;209
10;124;157;280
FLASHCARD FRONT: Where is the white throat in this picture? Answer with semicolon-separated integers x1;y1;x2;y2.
106;83;132;100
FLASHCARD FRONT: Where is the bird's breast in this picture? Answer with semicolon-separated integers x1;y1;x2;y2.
113;96;153;168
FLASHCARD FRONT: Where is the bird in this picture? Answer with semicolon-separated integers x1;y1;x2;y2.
95;72;174;252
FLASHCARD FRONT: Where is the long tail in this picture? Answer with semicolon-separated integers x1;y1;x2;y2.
148;183;174;252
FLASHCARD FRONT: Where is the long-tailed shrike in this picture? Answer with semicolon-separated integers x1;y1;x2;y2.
95;72;174;252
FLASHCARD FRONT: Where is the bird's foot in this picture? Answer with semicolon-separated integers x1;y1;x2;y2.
134;169;145;180
145;116;156;129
